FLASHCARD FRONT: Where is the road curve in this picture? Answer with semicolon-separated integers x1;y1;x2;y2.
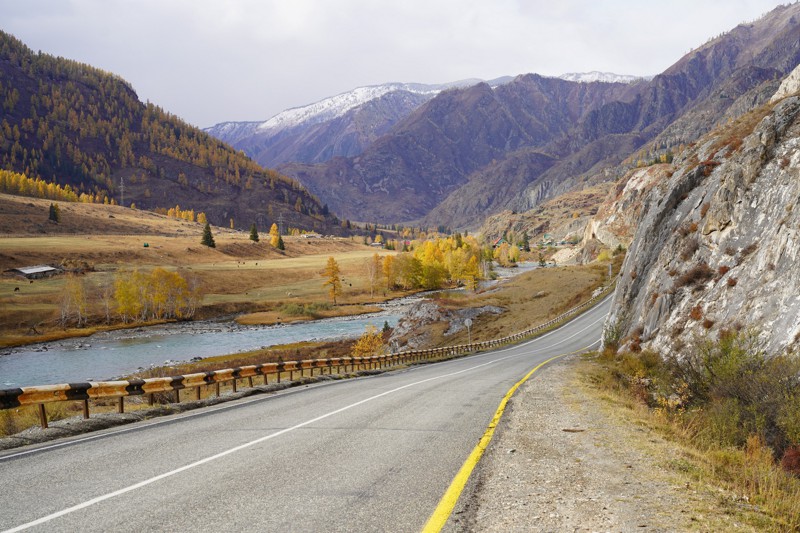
0;297;611;533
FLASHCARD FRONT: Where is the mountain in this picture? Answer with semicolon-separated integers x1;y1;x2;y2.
277;4;800;228
559;71;649;84
0;31;338;232
205;78;513;168
596;64;800;356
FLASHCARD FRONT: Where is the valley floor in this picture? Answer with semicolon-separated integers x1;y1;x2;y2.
451;354;768;532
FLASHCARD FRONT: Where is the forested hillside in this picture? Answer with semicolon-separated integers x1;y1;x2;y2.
0;31;338;232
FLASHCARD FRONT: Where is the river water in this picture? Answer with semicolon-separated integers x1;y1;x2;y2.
0;309;407;388
0;262;538;388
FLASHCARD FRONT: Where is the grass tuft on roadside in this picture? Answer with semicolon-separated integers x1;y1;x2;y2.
581;330;800;531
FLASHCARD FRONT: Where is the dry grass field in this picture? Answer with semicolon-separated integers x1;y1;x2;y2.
426;254;623;347
0;194;401;346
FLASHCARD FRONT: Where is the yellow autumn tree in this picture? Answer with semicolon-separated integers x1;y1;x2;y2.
365;253;383;297
322;256;342;305
114;268;199;322
60;275;88;326
269;223;281;248
352;325;386;358
383;254;396;290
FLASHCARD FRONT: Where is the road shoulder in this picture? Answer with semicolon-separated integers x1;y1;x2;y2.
449;354;758;532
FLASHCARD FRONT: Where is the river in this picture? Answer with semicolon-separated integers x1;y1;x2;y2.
0;262;538;388
0;307;409;388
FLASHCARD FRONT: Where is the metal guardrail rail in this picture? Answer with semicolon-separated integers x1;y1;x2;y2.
0;283;614;429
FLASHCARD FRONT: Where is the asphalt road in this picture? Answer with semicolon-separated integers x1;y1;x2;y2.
0;297;611;533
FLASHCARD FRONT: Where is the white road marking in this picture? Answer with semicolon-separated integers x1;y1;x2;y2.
0;299;609;463
3;306;608;532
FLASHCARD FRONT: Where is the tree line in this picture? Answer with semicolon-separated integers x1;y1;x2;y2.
58;268;202;327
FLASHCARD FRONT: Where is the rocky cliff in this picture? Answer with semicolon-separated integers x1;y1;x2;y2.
605;73;800;356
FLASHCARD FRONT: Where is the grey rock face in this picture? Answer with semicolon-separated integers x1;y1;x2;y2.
607;95;800;356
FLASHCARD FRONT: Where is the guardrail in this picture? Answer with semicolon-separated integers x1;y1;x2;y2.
0;283;615;430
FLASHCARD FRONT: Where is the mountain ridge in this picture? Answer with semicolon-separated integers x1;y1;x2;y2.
280;2;799;228
0;31;339;233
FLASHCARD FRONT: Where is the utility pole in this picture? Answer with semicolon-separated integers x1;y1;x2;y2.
278;212;284;235
120;176;124;207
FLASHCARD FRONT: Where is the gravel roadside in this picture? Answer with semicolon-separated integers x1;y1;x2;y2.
448;354;758;532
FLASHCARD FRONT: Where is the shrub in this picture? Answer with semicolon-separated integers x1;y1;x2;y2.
278;302;332;317
680;236;700;260
700;202;710;218
700;159;720;176
718;265;730;277
727;277;738;287
674;262;715;290
782;446;800;476
738;243;759;264
602;319;623;352
690;305;703;321
663;330;800;455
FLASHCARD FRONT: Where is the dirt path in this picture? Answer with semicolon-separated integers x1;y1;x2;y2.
448;354;758;532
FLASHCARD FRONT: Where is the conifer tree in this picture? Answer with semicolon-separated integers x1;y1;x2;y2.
201;222;215;248
276;233;285;251
48;202;60;223
249;223;259;242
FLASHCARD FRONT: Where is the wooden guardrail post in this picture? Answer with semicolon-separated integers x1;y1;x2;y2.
83;399;90;419
117;397;124;413
38;404;47;429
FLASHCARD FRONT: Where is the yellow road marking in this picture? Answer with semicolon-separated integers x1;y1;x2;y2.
421;346;592;532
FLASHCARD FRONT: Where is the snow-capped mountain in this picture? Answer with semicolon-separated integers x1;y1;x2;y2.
256;83;440;134
558;71;649;84
252;78;511;134
205;77;512;167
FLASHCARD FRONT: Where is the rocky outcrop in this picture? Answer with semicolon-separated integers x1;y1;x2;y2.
584;164;673;250
607;93;800;356
772;63;800;103
389;300;503;349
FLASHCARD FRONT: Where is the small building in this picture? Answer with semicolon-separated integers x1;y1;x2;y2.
9;265;63;280
492;237;508;248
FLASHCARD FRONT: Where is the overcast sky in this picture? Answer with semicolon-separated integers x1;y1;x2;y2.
0;0;787;128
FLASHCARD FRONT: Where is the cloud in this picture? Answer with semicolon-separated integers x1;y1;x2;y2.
0;0;785;127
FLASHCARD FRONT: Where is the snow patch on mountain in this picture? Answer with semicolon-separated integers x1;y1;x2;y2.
255;84;434;133
559;71;650;84
254;78;512;134
204;121;261;143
